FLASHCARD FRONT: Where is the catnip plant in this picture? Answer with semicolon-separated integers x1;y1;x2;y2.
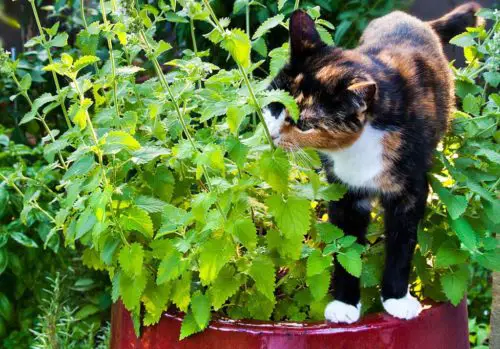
0;0;498;340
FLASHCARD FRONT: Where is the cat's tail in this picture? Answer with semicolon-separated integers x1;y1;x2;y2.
428;2;485;43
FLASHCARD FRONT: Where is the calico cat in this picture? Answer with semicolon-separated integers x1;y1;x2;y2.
264;3;483;323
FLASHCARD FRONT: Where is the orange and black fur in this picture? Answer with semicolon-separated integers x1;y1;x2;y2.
264;3;483;322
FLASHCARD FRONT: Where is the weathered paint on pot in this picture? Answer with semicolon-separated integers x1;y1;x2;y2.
111;300;469;349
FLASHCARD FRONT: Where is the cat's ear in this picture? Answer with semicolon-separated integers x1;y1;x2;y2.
289;10;326;60
347;80;377;111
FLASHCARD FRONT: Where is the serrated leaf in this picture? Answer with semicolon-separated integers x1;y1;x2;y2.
307;270;330;300
120;272;147;310
259;89;299;122
318;183;347;201
63;154;95;180
252;14;284;40
50;32;68;47
179;312;201;340
430;178;468;220
142;282;171;326
474;249;500;271
199;238;235;286
221;28;251;68
120;207;154;238
226;105;244;135
191;291;211;329
119;243;144;278
269;43;289;77
230;217;257;251
435;241;468;268
266;194;310;239
440;265;468;306
316;222;344;243
158;204;192;237
278;0;287;10
10;232;38;248
450;216;477;251
172;272;191;312
156;248;184;284
337;248;362;277
307;250;332;277
249;256;275;301
74;55;100;71
258;148;290;193
450;32;476;47
135;196;166;213
101;131;141;154
208;265;244;310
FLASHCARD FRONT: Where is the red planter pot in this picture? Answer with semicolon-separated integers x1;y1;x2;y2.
111;300;469;349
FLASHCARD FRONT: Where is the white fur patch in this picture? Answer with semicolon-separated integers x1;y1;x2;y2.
324;301;361;324
321;124;385;190
263;107;286;142
382;291;422;320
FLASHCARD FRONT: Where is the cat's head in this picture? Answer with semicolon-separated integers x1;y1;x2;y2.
265;10;377;151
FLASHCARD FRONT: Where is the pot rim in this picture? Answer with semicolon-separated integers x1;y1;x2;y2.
160;300;449;335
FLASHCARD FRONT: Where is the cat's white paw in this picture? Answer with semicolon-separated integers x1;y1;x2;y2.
324;301;361;324
382;291;422;320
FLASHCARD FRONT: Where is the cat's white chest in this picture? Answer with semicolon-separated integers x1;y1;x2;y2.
321;124;386;190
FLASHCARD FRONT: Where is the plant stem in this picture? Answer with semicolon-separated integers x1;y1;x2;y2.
80;0;100;74
138;30;225;218
28;0;71;129
0;174;56;223
294;0;300;10
99;0;120;119
190;18;198;55
10;74;68;169
201;0;275;148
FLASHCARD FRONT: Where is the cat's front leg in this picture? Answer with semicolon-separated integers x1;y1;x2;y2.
380;177;428;320
324;191;371;324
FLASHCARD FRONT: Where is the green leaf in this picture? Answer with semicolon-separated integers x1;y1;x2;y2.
430;178;468;220
229;218;257;251
102;131;141;154
233;0;248;14
435;241;468;268
316;222;344;243
142;282;171;326
221;28;251;68
259;89;300;122
462;94;481;115
258;148;290;193
179;311;201;340
199;238;234;286
474;249;500;271
75;209;97;240
154;40;173;57
318;183;347;201
158;204;192;236
208;265;244;310
119;243;144;278
191;291;211;329
278;0;287;10
10;232;38;248
73;55;100;71
440;265;468;306
450;32;476;47
337;248;362;277
249;256;275;301
269;43;289;77
156;248;184;284
266;195;310;239
19;73;32;90
226;105;244;136
252;14;284;40
63;154;95;180
0;249;8;275
191;192;216;222
50;32;68;47
120;272;147;310
135;196;166;213
120;207;154;238
307;270;330;300
172;272;191;312
307;250;332;277
450;216;477;251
